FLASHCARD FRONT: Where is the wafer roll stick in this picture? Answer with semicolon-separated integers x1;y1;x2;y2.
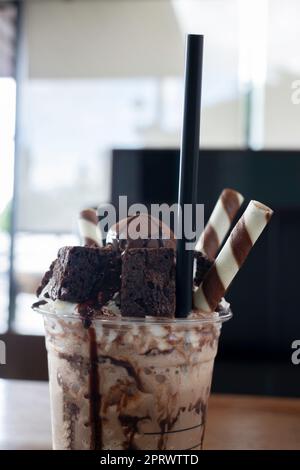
196;188;244;259
194;200;273;313
78;208;103;247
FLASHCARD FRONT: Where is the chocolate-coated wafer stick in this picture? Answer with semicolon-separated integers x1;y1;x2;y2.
196;188;244;259
194;200;273;313
78;208;103;247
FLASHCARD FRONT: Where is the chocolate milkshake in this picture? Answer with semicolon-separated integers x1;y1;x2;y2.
33;215;230;450
34;202;272;450
41;307;229;450
32;29;273;450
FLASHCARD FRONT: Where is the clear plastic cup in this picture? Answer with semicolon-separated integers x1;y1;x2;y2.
36;307;231;450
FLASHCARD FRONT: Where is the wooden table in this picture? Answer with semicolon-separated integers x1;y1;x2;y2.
0;380;299;450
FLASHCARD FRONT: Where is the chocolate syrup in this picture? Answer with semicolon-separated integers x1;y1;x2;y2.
78;301;97;328
157;405;187;450
88;327;102;450
119;415;150;450
100;355;145;392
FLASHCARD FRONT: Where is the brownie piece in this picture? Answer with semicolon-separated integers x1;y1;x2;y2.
36;260;56;297
121;248;176;318
98;248;122;305
38;246;121;304
194;251;213;287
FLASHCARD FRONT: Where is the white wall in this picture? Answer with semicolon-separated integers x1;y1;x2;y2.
22;0;242;148
25;0;183;78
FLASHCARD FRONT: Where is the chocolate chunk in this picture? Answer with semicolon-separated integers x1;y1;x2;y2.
194;251;213;287
39;246;121;304
121;248;175;318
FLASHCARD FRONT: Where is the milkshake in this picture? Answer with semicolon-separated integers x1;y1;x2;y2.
34;201;272;450
39;306;230;450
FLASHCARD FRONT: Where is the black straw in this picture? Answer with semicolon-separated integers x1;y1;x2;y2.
176;34;203;317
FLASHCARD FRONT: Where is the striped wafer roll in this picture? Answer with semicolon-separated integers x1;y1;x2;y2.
78;208;103;247
196;188;244;259
194;200;273;313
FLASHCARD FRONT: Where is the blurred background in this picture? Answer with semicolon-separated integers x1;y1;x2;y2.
0;0;300;396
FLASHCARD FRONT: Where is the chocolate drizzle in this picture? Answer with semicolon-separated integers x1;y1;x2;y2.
189;399;207;448
158;405;187;450
156;398;207;450
88;327;102;450
188;398;206;416
144;347;175;356
100;355;144;392
119;414;150;450
78;301;98;328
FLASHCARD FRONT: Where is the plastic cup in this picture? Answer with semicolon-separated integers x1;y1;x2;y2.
36;307;231;450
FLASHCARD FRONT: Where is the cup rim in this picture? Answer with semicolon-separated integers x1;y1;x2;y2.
33;304;233;326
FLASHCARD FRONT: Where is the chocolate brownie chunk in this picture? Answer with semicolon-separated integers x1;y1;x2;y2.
36;260;56;297
39;246;121;304
194;251;213;287
121;248;175;318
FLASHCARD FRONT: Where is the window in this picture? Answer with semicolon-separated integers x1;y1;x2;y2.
0;1;17;334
